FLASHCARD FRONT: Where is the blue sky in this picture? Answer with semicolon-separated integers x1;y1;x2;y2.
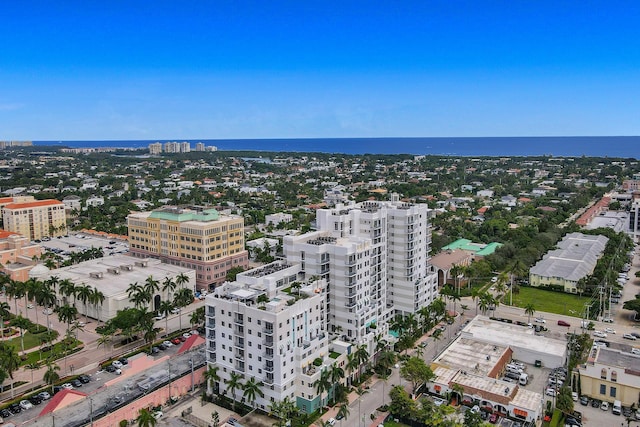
1;1;639;140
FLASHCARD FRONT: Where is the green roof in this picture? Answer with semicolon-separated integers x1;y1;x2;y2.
149;207;220;222
442;238;503;256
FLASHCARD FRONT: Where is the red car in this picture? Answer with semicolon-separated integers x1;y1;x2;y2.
171;338;181;345
557;320;570;327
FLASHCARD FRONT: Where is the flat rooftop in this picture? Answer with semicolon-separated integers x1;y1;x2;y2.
434;337;509;376
463;316;567;358
34;254;193;298
597;348;640;376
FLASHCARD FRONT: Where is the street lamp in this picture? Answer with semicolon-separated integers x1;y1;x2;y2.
89;396;94;426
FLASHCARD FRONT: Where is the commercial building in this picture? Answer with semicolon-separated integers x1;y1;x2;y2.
426;316;566;424
0;195;36;222
265;212;293;227
206;261;334;414
127;206;248;290
630;199;640;243
578;345;640;407
529;232;608;293
30;254;195;321
0;230;43;281
2;198;67;241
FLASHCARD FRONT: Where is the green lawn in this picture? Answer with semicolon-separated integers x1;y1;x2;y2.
506;287;588;318
5;331;56;352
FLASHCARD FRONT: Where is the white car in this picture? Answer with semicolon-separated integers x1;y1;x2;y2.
162;340;173;347
593;331;607;338
534;318;546;324
154;313;166;321
571;392;578;401
170;307;181;314
153;411;163;420
604;328;616;334
545;388;556;397
328;418;336;426
623;333;637;340
112;360;123;369
20;399;34;410
61;383;74;390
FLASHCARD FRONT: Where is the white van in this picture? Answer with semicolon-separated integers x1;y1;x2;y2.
519;373;528;385
612;399;622;415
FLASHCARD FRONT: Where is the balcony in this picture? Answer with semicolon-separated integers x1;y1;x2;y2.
345;300;356;308
264;339;274;348
264;351;274;360
264;374;274;384
264;363;275;372
234;353;245;362
234;315;244;325
263;328;274;335
207;320;215;329
345;291;356;297
234;340;245;349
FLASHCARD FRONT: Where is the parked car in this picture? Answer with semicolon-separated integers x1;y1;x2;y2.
591;399;601;408
623;333;637;340
593;331;607;338
601;401;609;411
38;391;51;400
171;337;182;345
61;383;74;390
78;374;91;384
71;379;83;388
572;392;579;401
158;343;168;350
604;328;616;334
112;360;123;369
19;400;34;410
105;365;116;373
557;320;570;327
0;408;12;418
545;388;557;397
579;396;589;406
163;340;173;347
8;403;21;414
534;317;546;323
29;395;43;405
119;358;128;365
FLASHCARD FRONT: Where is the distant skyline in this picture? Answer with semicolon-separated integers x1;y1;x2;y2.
2;1;640;140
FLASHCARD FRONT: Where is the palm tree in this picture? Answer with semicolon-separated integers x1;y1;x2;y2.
0;342;21;398
26;362;39;386
157;300;174;336
190;306;205;328
144;275;160;310
346;353;358;386
174;288;193;331
242;377;265;408
329;364;345;402
97;332;113;355
203;365;220;395
43;362;60;394
336;402;350;426
6;279;26;314
162;277;177;301
314;369;332;406
0;301;10;339
175;272;190;290
128;282;151;309
58;279;77;306
225;372;244;409
75;284;92;321
354;344;369;380
524;303;536;323
11;315;31;354
136;408;158;427
55;304;78;333
26;278;44;325
89;287;105;322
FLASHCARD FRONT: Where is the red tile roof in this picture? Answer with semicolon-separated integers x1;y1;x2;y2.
0;230;18;239
4;199;63;210
177;333;205;354
39;388;87;416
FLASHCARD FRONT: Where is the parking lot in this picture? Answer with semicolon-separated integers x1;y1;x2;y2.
573;396;640;426
38;233;128;258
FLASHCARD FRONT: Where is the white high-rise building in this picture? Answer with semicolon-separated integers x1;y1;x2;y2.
205;261;333;413
180;141;191;153
315;193;438;317
205;194;438;414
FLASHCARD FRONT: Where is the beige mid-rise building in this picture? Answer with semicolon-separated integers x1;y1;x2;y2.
127;206;248;290
2;199;67;241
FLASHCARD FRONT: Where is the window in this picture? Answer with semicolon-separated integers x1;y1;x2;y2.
600;369;607;379
600;384;606;395
610;387;616;398
611;371;617;382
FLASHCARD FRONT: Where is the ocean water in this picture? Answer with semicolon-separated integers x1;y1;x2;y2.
35;136;640;158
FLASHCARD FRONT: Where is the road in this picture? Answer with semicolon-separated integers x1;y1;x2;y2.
1;295;205;402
